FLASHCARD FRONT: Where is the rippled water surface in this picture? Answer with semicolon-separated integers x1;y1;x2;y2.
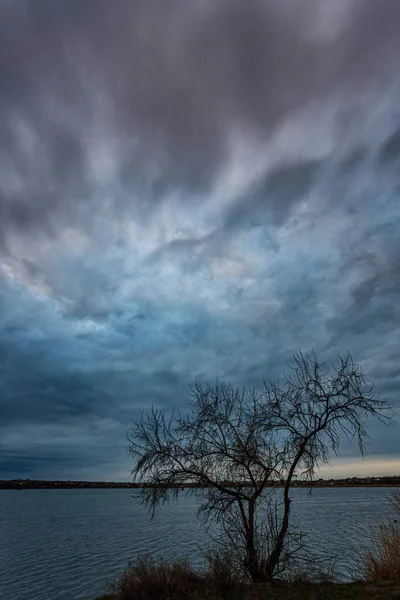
0;487;397;600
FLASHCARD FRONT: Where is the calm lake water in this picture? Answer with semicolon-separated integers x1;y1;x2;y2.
0;487;398;600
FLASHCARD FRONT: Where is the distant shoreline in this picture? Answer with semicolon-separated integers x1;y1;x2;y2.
1;476;399;490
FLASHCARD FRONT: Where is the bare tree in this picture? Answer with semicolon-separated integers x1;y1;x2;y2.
128;351;392;582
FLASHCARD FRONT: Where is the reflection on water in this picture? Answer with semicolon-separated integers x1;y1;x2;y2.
0;487;397;600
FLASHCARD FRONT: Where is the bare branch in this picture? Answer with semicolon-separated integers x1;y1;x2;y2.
128;350;392;582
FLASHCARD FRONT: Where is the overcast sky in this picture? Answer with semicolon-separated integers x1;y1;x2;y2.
1;0;399;481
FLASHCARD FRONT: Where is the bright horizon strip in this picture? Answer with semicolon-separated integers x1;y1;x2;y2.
317;456;400;479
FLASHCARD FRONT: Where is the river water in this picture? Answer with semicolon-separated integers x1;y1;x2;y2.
0;487;398;600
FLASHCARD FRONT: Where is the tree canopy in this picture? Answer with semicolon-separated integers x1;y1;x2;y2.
128;351;392;582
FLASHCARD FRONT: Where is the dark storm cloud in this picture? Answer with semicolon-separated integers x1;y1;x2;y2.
1;0;400;479
328;219;400;338
1;0;400;243
378;127;400;165
223;158;323;229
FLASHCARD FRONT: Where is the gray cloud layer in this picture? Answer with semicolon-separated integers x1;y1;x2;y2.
1;0;400;479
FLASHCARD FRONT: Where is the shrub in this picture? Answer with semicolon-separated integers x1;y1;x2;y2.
105;555;203;600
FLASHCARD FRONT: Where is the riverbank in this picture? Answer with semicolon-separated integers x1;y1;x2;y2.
94;541;400;600
98;580;400;599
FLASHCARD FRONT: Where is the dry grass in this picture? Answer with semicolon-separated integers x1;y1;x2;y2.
362;522;400;582
102;553;242;600
104;555;203;600
359;490;400;583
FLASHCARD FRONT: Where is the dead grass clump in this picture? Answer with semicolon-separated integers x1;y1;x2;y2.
105;551;243;600
203;547;243;598
362;522;400;583
106;555;203;600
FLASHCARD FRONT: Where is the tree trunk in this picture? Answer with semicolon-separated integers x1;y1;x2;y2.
263;440;308;580
244;499;264;582
263;491;291;580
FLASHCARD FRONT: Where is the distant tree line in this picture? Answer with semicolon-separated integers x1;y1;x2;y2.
1;475;400;490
